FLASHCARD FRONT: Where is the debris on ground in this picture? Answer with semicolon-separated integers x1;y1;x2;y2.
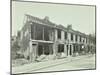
12;58;29;67
36;54;46;62
60;52;66;58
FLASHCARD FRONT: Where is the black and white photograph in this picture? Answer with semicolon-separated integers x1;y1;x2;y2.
11;0;96;74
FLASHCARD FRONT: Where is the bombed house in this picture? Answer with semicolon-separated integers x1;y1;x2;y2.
17;14;95;62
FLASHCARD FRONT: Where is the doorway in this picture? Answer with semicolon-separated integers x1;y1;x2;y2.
70;45;72;55
66;45;69;56
38;43;53;56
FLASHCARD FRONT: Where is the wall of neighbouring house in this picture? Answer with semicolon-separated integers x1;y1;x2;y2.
20;21;31;59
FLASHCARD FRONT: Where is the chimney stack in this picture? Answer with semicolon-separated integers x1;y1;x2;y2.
44;16;49;22
67;24;72;29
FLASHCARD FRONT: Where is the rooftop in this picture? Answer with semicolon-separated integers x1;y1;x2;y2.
24;14;87;37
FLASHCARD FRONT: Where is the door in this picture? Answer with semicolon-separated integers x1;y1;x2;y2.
70;45;72;55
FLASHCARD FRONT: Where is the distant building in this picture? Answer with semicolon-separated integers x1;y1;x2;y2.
17;14;95;61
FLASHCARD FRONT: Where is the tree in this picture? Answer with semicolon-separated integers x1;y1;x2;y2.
88;33;96;54
12;39;20;59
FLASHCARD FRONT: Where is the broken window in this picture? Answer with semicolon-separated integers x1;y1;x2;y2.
57;29;61;39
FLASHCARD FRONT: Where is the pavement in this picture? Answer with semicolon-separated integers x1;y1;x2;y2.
12;54;95;74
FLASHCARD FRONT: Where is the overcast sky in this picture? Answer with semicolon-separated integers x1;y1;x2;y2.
12;1;95;36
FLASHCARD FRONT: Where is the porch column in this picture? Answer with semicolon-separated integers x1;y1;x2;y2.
78;45;80;55
29;41;33;62
55;29;57;41
53;44;55;55
68;44;70;56
49;44;53;54
71;44;74;55
64;44;67;56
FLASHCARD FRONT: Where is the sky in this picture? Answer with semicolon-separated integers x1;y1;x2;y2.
12;1;95;36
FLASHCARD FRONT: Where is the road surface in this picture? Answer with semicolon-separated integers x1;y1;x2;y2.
32;54;96;72
12;54;96;74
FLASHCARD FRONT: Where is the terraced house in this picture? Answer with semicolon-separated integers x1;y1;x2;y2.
17;14;95;62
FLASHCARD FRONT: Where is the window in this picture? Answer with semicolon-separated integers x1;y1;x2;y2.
71;33;73;41
31;24;35;39
83;38;85;43
44;27;49;41
65;32;67;39
35;24;43;40
58;44;64;53
80;36;82;42
75;35;78;42
57;29;61;39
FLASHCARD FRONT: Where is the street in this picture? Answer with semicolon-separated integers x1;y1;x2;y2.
27;54;96;73
12;54;96;74
31;54;96;72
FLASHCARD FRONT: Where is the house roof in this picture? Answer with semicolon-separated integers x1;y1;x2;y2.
25;14;56;28
25;14;87;37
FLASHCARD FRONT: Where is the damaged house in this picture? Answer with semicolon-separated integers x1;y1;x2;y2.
17;14;95;62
